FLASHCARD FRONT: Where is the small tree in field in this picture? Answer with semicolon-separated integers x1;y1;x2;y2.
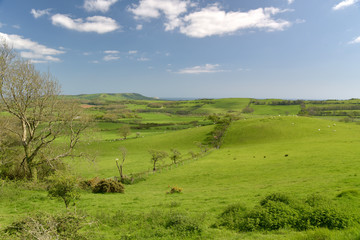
169;148;181;164
47;172;80;209
149;149;168;171
119;124;131;140
116;147;127;180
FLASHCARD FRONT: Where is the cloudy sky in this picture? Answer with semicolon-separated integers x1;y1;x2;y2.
0;0;360;99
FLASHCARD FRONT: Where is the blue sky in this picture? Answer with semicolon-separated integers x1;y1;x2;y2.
0;0;360;99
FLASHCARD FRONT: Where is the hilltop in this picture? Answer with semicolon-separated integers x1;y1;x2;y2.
65;93;156;102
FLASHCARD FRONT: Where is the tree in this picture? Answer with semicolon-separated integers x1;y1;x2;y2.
47;172;80;209
119;124;131;140
149;149;168;171
116;146;126;180
169;148;181;164
0;42;89;180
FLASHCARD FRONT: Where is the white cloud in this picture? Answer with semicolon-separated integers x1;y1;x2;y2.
129;0;189;31
0;22;4;28
349;36;360;44
179;5;291;38
51;14;120;34
177;64;223;74
136;24;143;30
12;25;21;29
333;0;358;10
104;50;119;54
84;0;118;13
288;0;294;4
137;57;150;61
0;32;64;63
31;8;51;18
128;50;138;54
103;55;120;61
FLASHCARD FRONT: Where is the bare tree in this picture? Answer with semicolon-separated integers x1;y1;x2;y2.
116;146;127;180
0;42;89;180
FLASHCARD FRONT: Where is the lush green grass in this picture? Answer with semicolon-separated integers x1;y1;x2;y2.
2;115;360;239
3;94;360;239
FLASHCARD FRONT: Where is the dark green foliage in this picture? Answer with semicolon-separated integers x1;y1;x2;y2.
218;193;355;232
4;212;89;240
260;192;292;206
92;179;125;193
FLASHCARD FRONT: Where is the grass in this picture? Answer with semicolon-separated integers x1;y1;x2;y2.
2;97;360;239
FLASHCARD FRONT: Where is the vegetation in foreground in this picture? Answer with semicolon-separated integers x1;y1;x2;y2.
1;42;360;239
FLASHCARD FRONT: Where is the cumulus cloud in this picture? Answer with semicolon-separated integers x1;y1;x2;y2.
0;32;64;63
31;8;51;18
84;0;118;13
177;64;223;74
333;0;358;10
130;1;291;38
128;50;138;54
129;0;189;30
349;36;360;44
51;14;120;34
179;5;291;38
136;24;143;30
288;0;294;4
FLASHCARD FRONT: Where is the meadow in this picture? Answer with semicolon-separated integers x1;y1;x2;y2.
1;94;360;239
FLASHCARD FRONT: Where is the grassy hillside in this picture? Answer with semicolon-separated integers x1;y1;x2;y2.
2;116;360;239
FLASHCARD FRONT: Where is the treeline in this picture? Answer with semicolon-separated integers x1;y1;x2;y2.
251;100;304;105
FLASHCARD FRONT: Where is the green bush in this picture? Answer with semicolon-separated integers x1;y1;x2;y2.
218;193;355;232
92;179;124;193
47;172;80;208
260;192;292;206
165;211;202;233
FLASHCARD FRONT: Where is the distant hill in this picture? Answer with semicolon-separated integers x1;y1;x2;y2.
65;93;156;102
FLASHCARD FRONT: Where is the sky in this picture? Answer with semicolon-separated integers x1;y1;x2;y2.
0;0;360;99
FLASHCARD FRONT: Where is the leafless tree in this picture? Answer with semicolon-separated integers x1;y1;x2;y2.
0;42;89;180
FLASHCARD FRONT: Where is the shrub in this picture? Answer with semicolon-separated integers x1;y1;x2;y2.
79;176;101;190
164;211;203;234
92;179;124;193
217;193;355;232
336;189;360;198
260;192;292;206
4;212;89;239
167;186;182;194
242;106;254;114
47;172;80;208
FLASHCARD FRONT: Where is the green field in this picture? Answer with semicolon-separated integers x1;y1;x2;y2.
1;96;360;239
